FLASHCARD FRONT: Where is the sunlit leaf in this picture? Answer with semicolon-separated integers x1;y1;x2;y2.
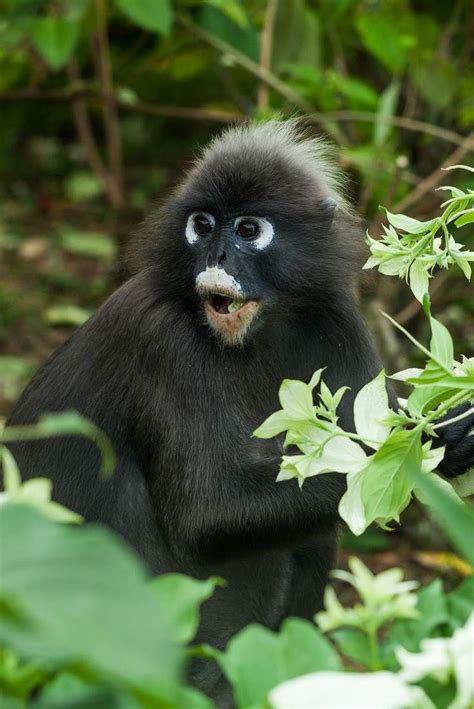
114;0;172;34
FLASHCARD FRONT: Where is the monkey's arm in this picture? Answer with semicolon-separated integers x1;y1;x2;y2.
434;403;474;478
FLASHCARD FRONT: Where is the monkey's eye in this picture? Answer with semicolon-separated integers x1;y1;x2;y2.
186;212;215;244
234;216;274;250
193;214;213;236
236;220;260;239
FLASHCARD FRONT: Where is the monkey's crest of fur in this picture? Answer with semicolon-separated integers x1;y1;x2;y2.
196;118;351;212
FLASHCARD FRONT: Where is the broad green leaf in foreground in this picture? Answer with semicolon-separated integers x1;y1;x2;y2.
1;411;116;478
0;445;82;524
215;618;341;708
150;574;223;644
414;473;474;567
0;506;182;702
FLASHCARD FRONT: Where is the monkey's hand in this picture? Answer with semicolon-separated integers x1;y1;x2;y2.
433;403;474;479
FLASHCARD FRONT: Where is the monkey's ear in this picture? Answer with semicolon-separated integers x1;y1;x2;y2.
318;196;337;227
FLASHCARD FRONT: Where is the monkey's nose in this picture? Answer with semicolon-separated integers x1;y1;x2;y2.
207;250;226;266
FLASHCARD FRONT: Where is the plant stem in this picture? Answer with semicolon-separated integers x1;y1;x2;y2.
417;391;472;431
367;627;382;671
432;406;474;430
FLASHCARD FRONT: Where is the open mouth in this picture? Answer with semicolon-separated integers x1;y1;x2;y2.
207;293;251;316
201;290;261;345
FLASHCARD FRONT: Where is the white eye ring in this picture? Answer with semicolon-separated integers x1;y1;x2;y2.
234;216;274;250
185;212;215;244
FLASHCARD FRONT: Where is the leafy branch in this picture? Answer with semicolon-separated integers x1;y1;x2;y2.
364;166;474;302
255;169;474;537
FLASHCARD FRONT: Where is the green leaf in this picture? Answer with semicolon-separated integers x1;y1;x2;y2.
360;430;422;528
353;370;391;449
1;445;21;492
454;210;474;228
0;506;181;701
1;412;116;479
114;0;172;34
415;473;474;566
44;305;91;327
355;11;416;74
273;0;321;73
383;579;448;668
203;0;248;28
0;356;35;401
217;618;341;708
384;211;436;234
446;577;474;631
374;80;400;147
451;468;474;498
253;409;295;439
409;260;430;303
409;375;474;391
31;18;79;70
332;628;373;668
38;672;135;708
339;469;367;535
197;4;259;61
66;171;103;202
429;317;454;372
150;574;221;644
59;229;117;261
279;379;314;420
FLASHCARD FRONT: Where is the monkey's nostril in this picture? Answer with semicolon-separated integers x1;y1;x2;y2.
207;252;212;266
218;251;226;265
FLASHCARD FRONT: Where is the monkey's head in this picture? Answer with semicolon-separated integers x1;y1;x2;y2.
141;120;362;347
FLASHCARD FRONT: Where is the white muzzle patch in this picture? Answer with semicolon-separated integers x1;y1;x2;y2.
195;267;243;296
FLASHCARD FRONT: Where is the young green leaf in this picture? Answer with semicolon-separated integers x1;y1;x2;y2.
353;370;391;449
359;430;423;529
278;379;314;420
409;260;430;303
253;409;295;438
429;317;454;372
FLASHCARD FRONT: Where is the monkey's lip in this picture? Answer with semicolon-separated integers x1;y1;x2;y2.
204;292;259;318
201;290;261;343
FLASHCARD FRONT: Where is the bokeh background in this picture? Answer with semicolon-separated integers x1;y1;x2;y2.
1;0;473;587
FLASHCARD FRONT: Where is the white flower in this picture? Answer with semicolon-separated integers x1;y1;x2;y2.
396;613;474;709
269;671;433;708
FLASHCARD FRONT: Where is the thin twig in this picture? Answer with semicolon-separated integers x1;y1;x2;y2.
319;111;474;149
0;87;244;123
257;0;278;110
65;60;113;202
177;15;348;143
94;0;124;208
1;85;471;151
391;131;474;214
432;407;474;430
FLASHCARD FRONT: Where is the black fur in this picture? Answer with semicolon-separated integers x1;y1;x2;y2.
7;122;473;705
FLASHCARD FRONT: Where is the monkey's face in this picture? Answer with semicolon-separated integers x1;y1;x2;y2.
185;211;276;346
147;122;358;347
